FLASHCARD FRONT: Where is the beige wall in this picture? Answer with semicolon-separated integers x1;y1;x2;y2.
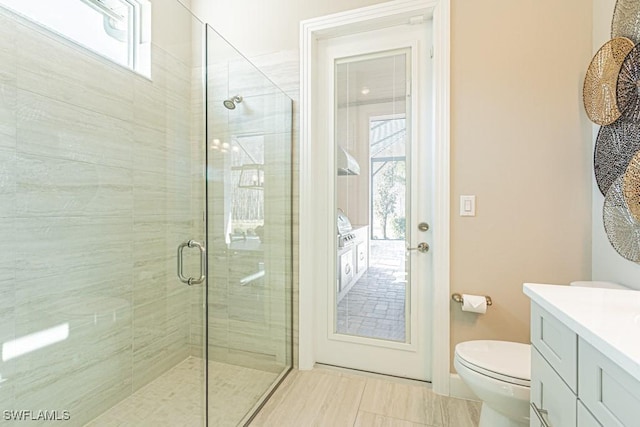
191;0;594;373
449;0;593;366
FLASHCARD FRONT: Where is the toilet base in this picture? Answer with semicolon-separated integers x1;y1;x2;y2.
479;403;528;427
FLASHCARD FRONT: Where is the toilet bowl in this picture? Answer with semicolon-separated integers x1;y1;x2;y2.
454;340;530;427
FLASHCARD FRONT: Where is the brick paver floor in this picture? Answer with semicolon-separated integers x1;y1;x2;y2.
337;240;407;342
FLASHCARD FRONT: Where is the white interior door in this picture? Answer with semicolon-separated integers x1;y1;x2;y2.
314;22;433;381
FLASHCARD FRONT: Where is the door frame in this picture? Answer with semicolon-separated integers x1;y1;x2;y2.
299;0;451;394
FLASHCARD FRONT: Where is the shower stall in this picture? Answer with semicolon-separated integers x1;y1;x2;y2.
0;0;292;425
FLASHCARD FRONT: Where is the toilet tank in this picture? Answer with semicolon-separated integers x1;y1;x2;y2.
569;280;630;290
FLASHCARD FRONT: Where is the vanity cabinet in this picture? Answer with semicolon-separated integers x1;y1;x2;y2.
530;303;577;426
529;300;640;427
530;346;576;427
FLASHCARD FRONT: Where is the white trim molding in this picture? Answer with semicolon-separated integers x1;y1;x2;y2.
299;0;451;395
430;0;451;396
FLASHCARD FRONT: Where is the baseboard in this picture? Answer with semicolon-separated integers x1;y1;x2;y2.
449;373;479;401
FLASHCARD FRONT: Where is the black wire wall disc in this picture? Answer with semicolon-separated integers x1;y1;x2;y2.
594;121;640;196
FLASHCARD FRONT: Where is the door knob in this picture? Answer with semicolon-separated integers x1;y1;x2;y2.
406;242;429;253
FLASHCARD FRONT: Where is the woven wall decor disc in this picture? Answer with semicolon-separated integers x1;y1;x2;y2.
623;150;640;221
594;121;640;196
617;42;640;122
584;37;634;125
612;0;640;43
603;175;640;263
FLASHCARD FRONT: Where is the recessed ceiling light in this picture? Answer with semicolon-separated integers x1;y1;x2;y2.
361;86;370;95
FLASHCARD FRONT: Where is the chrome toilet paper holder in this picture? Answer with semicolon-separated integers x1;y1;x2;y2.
452;293;493;306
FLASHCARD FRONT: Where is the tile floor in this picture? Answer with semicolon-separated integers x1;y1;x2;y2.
337;240;407;341
250;366;481;427
85;357;280;427
85;359;481;427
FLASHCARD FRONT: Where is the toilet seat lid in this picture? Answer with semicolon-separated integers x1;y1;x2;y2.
455;340;530;386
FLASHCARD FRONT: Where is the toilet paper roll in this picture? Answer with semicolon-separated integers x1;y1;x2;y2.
461;294;487;314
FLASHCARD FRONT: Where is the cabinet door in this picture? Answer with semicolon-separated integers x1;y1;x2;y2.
531;303;577;392
579;338;640;426
577;401;601;427
530;347;576;427
356;242;367;274
340;250;354;287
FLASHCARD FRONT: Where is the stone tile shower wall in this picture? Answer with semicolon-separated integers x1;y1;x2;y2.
0;3;205;424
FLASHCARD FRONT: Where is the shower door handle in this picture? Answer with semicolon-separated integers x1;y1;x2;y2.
177;240;206;286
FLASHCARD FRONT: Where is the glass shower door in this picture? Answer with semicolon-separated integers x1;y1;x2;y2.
205;25;293;426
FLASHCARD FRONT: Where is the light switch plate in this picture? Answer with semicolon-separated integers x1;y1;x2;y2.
460;195;476;216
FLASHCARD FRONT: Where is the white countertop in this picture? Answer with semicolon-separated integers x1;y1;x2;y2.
523;283;640;382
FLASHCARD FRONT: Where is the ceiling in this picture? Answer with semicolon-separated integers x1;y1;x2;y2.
335;52;408;107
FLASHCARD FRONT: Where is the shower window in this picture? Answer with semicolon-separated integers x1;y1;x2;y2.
0;0;150;75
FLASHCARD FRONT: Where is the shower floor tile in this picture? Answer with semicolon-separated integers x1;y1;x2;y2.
85;357;280;427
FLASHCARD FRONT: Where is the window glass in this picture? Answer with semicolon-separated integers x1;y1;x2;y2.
0;0;149;75
370;117;407;240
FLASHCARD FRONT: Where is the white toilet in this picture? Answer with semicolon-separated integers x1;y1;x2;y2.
454;280;627;427
455;340;530;427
